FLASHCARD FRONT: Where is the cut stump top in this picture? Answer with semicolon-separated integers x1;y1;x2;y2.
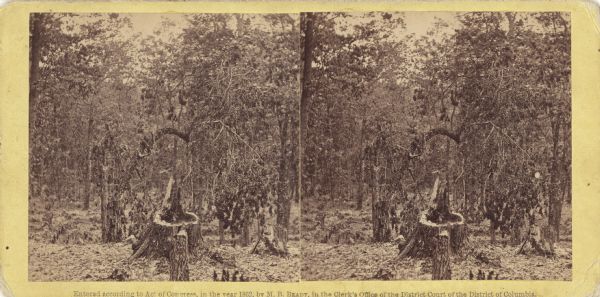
419;211;464;228
154;211;199;227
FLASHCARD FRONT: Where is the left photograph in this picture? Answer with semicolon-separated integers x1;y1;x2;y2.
28;13;301;281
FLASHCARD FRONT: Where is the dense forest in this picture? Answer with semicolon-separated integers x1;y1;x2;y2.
28;11;571;282
300;12;571;280
29;13;300;281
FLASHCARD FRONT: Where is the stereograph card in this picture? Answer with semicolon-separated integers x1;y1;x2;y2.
0;1;599;297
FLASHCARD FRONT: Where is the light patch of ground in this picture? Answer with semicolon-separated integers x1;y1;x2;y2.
29;199;301;282
301;200;572;281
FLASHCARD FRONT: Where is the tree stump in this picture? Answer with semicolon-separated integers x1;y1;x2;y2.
187;222;203;253
398;177;466;258
240;213;251;247
432;230;451;280
131;210;199;258
251;225;288;256
398;210;465;258
130;177;199;261
516;222;556;257
170;229;190;281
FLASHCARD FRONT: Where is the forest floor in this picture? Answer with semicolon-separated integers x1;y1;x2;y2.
301;199;572;281
28;198;301;282
28;196;571;281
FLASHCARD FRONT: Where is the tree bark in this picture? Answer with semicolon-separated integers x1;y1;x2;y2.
505;12;517;38
373;199;392;242
187;176;202;251
98;130;127;242
432;230;451;280
240;212;251;247
218;220;225;245
356;118;366;210
289;113;299;203
84;117;94;210
188;191;203;251
100;149;109;241
169;229;190;281
357;158;365;210
300;12;315;204
187;146;203;251
371;164;392;242
104;193;126;242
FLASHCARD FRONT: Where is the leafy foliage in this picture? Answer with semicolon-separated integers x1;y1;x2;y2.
30;13;300;244
301;12;571;244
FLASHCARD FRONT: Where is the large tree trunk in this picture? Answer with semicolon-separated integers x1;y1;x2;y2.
300;12;315;205
432;230;451;280
97;131;127;243
373;199;392;242
101;155;126;242
356;159;365;210
300;12;315;156
170;229;190;281
100;153;109;241
489;222;496;244
241;213;251;247
188;177;203;252
289;113;299;203
371;164;392;242
104;193;126;242
84;146;92;210
84;116;94;210
218;220;225;245
356;118;366;210
187;223;202;252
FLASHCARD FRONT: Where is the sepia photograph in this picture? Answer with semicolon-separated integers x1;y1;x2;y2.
299;11;571;281
27;9;572;283
4;0;600;296
28;13;301;282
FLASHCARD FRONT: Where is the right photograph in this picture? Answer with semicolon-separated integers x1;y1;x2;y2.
300;12;571;280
